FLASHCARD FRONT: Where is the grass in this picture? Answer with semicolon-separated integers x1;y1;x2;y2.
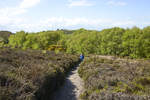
0;48;79;100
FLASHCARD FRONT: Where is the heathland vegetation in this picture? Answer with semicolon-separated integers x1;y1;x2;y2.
0;48;79;100
0;26;150;100
78;56;150;100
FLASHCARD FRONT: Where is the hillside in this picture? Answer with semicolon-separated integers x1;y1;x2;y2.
0;48;79;100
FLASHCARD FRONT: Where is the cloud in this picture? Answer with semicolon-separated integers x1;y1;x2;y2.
0;0;41;31
0;7;27;28
20;0;41;8
107;0;127;6
1;16;149;32
68;0;94;7
38;17;136;30
1;16;136;32
40;17;133;26
0;7;27;17
0;0;41;18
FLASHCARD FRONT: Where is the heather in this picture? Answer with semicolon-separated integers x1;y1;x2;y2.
78;56;150;100
0;48;79;100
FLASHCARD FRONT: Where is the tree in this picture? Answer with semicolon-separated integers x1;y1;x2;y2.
100;27;125;55
66;30;101;54
140;26;150;58
23;33;41;50
122;27;142;58
38;31;63;49
9;31;26;48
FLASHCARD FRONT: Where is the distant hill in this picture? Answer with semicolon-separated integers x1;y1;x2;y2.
58;29;74;34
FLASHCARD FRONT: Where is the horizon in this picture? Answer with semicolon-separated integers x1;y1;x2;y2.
0;26;149;33
0;0;150;32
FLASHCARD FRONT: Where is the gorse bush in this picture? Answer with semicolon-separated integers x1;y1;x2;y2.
78;56;150;100
6;26;150;58
0;48;79;100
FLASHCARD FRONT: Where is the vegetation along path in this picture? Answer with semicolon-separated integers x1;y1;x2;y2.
52;63;84;100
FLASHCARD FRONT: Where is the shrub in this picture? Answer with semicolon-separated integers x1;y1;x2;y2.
79;56;150;100
0;48;79;100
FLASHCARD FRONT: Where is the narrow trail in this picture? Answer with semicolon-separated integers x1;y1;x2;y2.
52;63;84;100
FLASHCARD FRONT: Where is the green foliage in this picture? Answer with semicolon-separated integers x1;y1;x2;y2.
8;30;64;50
9;31;26;48
100;27;125;55
0;37;5;47
64;26;150;58
141;26;150;58
66;29;101;54
122;27;142;58
6;26;150;58
38;31;63;49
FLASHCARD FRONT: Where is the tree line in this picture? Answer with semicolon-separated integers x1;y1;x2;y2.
1;26;150;58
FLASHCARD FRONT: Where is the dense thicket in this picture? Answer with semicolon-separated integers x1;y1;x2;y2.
8;31;64;50
6;26;150;58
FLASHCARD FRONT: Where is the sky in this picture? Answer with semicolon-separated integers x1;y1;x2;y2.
0;0;150;32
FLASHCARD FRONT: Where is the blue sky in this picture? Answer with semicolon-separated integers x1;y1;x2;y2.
0;0;150;32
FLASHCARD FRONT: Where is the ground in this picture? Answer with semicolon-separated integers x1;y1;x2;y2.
52;63;84;100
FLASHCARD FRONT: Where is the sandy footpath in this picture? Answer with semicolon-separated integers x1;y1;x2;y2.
52;64;84;100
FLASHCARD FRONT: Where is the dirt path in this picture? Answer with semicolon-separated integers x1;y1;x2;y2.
52;64;84;100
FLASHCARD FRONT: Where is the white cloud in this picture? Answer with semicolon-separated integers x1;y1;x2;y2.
0;7;27;27
68;0;94;7
0;0;41;17
20;0;41;8
0;0;41;32
0;7;27;17
1;16;148;32
39;17;136;29
107;0;127;6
